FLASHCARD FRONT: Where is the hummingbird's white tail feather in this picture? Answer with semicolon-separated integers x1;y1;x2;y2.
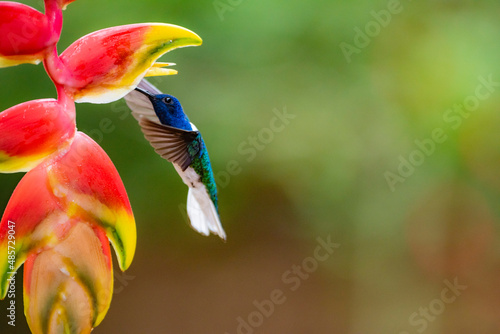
187;187;226;240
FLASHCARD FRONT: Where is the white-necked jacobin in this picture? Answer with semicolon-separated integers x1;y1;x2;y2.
124;79;226;240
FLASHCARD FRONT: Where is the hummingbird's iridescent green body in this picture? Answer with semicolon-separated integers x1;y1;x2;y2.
125;79;225;239
189;145;219;211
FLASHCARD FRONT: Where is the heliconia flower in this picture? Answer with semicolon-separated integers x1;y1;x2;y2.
24;223;113;334
0;131;136;300
0;1;62;68
46;23;202;103
0;88;76;173
0;0;200;330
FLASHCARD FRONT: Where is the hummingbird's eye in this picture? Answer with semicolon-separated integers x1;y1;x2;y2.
163;97;172;104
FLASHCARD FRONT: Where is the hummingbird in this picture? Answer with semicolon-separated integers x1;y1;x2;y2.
124;79;226;240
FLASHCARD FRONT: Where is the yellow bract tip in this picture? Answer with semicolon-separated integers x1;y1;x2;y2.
145;67;178;77
153;62;176;67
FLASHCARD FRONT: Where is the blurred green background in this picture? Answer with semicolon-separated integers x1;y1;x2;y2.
2;0;500;333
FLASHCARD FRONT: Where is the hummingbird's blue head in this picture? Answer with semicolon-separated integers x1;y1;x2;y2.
135;87;192;130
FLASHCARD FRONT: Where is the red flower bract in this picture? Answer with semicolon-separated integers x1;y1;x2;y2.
0;131;136;293
0;91;76;173
54;23;202;103
0;1;61;67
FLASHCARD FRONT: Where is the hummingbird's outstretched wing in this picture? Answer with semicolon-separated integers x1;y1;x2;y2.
138;118;201;171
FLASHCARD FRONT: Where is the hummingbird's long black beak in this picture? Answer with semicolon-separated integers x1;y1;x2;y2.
134;86;155;99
